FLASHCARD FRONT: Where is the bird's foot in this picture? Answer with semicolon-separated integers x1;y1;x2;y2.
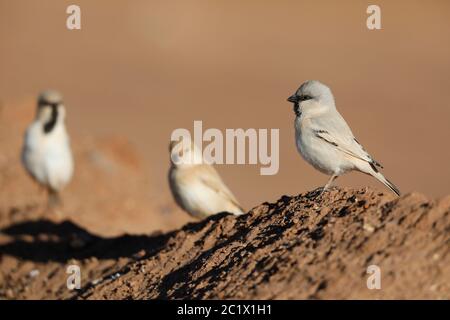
309;187;325;199
45;206;64;222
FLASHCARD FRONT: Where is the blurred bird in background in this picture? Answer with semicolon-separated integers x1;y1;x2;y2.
21;90;74;208
168;139;245;219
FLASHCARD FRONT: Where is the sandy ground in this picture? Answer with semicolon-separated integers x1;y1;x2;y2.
1;186;448;299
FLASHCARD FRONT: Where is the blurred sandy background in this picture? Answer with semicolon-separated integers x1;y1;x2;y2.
1;0;450;234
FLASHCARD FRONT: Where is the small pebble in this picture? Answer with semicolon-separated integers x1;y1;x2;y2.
90;257;98;264
133;250;146;259
6;289;14;299
110;272;121;280
29;269;40;278
363;223;375;233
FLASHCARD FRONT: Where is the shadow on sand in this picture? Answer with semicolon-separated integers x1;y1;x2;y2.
0;212;231;263
0;219;172;262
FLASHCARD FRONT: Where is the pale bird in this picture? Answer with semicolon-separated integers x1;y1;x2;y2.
168;140;245;219
287;80;400;196
22;90;74;207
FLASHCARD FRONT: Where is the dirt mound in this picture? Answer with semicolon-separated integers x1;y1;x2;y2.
1;187;448;299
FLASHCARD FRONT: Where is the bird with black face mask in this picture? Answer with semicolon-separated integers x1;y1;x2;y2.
22;90;74;208
287;80;400;196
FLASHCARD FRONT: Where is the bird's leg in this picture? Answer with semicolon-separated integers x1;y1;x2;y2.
47;188;63;220
47;189;61;207
321;174;338;195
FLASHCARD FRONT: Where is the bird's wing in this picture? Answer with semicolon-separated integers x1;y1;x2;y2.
196;165;244;211
311;111;383;169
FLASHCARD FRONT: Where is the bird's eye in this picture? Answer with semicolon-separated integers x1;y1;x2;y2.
301;95;313;101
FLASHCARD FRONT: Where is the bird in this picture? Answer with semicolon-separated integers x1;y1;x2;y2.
287;80;400;196
21;90;74;207
168;139;245;219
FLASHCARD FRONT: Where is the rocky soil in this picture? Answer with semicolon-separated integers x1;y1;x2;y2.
0;187;448;299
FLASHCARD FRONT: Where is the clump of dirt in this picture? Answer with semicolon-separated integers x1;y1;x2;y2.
1;187;448;299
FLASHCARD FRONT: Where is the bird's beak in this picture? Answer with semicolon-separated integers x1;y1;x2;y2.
287;94;299;103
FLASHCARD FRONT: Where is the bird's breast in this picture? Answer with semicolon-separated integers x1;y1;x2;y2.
294;118;338;175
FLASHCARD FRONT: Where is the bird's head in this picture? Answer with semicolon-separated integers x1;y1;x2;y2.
169;138;203;168
36;90;65;133
287;80;335;117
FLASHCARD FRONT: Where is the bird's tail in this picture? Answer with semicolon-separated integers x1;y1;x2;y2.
370;170;401;196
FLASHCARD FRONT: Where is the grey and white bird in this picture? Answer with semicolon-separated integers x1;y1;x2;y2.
168;139;245;219
287;80;400;196
22;90;74;207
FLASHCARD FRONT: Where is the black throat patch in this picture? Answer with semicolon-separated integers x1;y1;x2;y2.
293;103;301;117
43;103;59;134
